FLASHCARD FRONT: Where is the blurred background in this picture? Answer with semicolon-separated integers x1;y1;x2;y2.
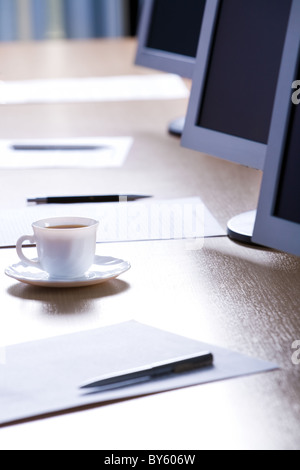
0;0;143;41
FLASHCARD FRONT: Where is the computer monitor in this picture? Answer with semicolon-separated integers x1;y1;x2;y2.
181;0;294;243
252;4;300;257
135;0;207;136
181;0;293;171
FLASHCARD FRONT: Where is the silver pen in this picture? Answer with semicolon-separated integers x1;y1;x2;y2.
11;144;111;151
80;351;213;392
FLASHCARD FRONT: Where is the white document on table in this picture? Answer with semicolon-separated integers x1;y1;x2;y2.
0;321;277;427
0;137;133;169
0;198;226;248
0;74;189;105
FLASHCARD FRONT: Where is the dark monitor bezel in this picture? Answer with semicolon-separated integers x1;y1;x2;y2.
135;0;202;79
181;0;293;170
252;1;300;257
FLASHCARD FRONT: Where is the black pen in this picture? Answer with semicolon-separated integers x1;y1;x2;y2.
27;195;152;205
80;351;213;392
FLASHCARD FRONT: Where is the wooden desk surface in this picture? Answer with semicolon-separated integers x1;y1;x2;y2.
0;39;299;450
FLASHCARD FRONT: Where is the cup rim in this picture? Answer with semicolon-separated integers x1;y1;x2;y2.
32;217;99;231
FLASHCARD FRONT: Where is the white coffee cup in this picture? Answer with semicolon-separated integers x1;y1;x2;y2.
16;217;99;279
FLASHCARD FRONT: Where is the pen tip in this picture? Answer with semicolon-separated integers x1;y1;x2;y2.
129;195;152;201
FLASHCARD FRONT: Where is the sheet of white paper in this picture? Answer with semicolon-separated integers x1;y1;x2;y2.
0;75;189;105
0;321;277;427
0;137;133;169
0;198;225;248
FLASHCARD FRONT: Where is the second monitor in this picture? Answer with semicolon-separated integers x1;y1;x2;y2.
181;0;293;171
181;0;293;243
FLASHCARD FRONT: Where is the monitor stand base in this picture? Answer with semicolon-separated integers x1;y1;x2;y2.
227;210;257;245
168;116;186;137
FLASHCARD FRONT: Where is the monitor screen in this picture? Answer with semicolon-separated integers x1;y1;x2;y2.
146;0;205;58
182;0;293;170
274;89;300;225
252;0;300;256
135;0;207;79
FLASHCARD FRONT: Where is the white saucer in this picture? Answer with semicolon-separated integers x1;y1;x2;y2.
5;255;131;288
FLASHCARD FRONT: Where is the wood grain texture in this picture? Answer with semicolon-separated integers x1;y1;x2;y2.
0;39;299;450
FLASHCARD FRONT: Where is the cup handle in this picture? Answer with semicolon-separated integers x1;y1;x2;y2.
16;235;40;269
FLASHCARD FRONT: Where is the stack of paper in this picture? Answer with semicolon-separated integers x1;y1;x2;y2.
0;321;277;427
0;75;189;105
0;198;225;248
0;137;133;169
